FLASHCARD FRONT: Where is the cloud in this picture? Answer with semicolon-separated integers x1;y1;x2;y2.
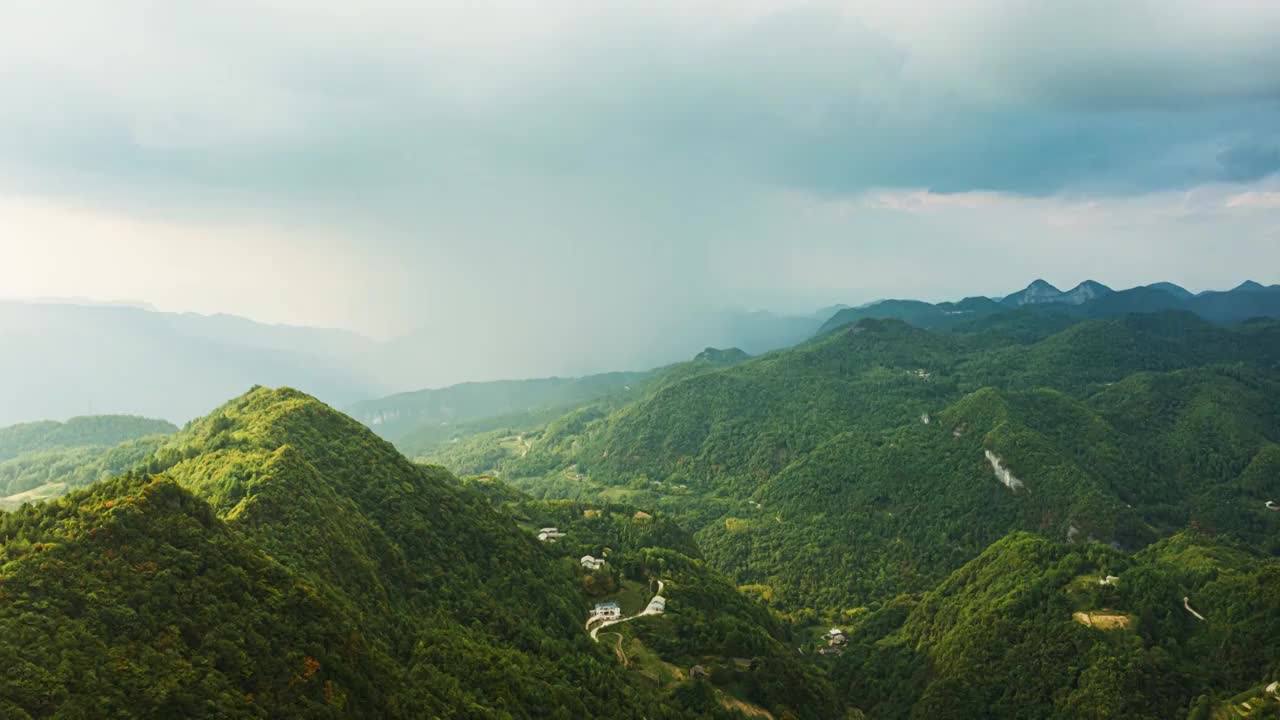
1;1;1279;386
3;0;1279;203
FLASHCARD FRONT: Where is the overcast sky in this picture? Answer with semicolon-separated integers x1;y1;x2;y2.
2;0;1279;340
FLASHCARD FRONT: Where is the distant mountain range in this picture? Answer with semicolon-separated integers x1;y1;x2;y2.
820;279;1280;333
5;281;1277;427
0;301;384;426
0;299;828;427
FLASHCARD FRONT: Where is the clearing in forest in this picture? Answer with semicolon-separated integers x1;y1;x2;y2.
1072;611;1132;630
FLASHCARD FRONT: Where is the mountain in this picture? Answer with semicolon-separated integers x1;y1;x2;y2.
6;314;1280;717
820;280;1280;334
0;415;177;510
0;301;383;426
347;372;652;443
0;438;171;511
353;347;755;460
0;388;779;718
1233;280;1269;293
999;279;1115;307
1146;281;1194;300
368;307;830;404
429;312;1280;612
0;415;175;462
1001;279;1114;307
831;531;1280;719
817;296;1008;334
1062;279;1114;304
463;478;845;716
1001;279;1058;305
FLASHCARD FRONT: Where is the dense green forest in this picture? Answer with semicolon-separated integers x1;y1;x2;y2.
831;531;1280;719
0;416;177;510
352;346;752;458
818;279;1280;333
461;480;846;717
0;388;821;719
4;306;1280;717
411;309;1280;716
429;312;1280;612
346;372;653;443
0;415;175;462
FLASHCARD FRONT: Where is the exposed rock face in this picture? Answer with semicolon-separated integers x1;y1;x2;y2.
985;450;1026;492
1061;280;1113;305
1002;279;1113;306
1003;279;1064;306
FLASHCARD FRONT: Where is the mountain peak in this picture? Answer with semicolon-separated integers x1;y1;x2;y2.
1062;279;1113;305
1146;281;1194;300
1002;279;1064;306
1002;279;1114;307
1232;280;1267;292
694;347;750;364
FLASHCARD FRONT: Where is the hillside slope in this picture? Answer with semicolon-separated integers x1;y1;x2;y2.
818;280;1280;334
0;388;740;719
431;314;1280;614
832;531;1280;719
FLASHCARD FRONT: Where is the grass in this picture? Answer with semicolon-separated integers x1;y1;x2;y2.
602;579;651;616
0;481;68;511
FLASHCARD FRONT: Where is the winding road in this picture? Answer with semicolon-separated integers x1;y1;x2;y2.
599;631;629;666
1183;596;1206;621
588;579;665;641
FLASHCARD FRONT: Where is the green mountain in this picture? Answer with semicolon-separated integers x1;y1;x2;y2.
831;531;1280;719
6;308;1280;718
463;479;846;717
347;372;653;443
818;280;1280;334
0;416;178;510
0;415;176;462
0;388;765;719
0;436;170;510
365;348;752;461
429;313;1280;614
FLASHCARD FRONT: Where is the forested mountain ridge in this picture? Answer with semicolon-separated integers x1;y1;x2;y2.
0;415;175;462
0;415;178;510
462;478;848;717
347;371;653;443
819;279;1280;333
426;312;1280;614
832;531;1280;719
0;387;760;719
371;347;753;460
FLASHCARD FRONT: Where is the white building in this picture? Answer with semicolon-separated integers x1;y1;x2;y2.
824;628;847;646
593;601;622;620
580;555;606;571
537;528;565;542
1099;575;1120;586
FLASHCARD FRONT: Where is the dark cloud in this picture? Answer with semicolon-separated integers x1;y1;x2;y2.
1219;141;1280;183
2;1;1279;377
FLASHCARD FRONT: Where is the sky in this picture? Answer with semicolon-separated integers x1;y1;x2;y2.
2;0;1279;343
